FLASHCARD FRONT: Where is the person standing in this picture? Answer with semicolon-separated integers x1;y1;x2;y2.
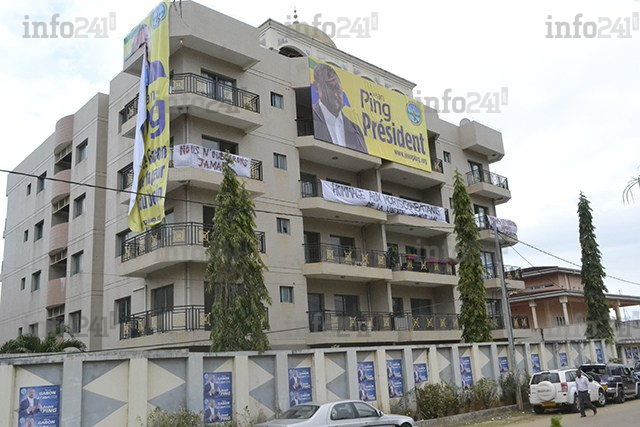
575;370;596;417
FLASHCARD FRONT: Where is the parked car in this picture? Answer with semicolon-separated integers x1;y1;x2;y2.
529;368;606;414
254;400;417;427
633;361;640;380
580;363;640;403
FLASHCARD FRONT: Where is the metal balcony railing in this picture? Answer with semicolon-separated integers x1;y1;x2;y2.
390;254;456;275
303;243;388;269
121;222;266;262
482;264;523;280
296;118;314;136
120;305;209;339
466;169;509;190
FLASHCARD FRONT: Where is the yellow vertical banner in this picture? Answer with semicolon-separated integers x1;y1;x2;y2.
125;1;170;232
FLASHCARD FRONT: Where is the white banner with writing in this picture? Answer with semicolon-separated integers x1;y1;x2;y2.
488;215;518;235
320;180;447;222
172;144;251;178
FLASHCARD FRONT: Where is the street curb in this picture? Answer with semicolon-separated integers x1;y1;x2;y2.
416;404;524;426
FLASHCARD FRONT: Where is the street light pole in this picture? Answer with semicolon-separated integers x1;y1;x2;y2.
493;223;524;411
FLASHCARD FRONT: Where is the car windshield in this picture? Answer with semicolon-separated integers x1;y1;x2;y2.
531;372;560;384
581;366;606;375
277;405;319;419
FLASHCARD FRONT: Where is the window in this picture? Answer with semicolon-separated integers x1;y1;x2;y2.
201;136;237;154
277;218;290;234
392;297;404;316
35;220;44;240
69;311;82;334
74;194;86;218
280;286;294;303
116;230;132;257
270;92;284;108
480;252;495;278
18;327;23;336
28;323;39;336
20;277;26;291
273;153;287;170
556;316;566;326
26;184;31;195
200;70;236;103
119;163;134;190
151;284;174;311
115;297;131;324
37;172;46;192
24;229;29;242
411;298;433;316
76;139;88;163
443;151;451;163
71;251;83;275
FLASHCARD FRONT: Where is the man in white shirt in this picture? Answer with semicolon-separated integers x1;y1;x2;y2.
575;370;597;417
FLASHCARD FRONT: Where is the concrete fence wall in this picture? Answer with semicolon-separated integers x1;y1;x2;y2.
1;339;637;427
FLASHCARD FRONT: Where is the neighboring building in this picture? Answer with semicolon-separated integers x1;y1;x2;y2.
0;1;520;351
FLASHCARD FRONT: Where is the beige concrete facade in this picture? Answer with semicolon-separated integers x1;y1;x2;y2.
0;1;518;351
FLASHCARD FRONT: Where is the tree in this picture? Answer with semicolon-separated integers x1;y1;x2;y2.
205;160;271;352
0;326;85;354
577;192;614;342
452;171;492;343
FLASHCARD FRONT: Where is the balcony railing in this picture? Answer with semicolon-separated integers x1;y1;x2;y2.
168;144;263;181
171;73;260;113
120;305;209;339
482;265;522;280
303;243;388;269
121;222;266;262
391;254;456;275
490;315;530;330
466;170;509;190
431;158;444;173
296;118;314;137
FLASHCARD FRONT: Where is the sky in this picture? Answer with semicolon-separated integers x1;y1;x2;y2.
0;0;639;312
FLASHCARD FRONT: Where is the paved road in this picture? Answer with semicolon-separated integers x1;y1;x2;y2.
503;398;640;427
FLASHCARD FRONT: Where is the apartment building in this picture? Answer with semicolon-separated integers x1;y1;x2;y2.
0;1;520;351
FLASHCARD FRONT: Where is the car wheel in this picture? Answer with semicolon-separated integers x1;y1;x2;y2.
615;386;625;404
596;389;607;407
570;394;580;413
400;423;413;427
533;406;545;414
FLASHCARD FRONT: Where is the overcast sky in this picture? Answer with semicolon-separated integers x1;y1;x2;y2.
1;0;639;313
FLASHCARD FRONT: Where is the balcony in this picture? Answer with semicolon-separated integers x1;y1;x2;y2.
299;180;386;224
46;278;66;308
378;157;446;190
385;208;451;238
120;305;209;340
475;215;518;247
466;170;511;204
303;243;391;282
295;118;381;172
390;255;458;287
459;119;505;162
483;265;525;291
119;222;265;276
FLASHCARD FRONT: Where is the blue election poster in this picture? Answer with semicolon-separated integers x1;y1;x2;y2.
531;354;541;373
386;360;404;398
595;348;603;363
460;356;473;388
357;361;376;401
288;368;312;407
498;356;509;373
413;363;428;384
18;385;60;427
203;372;232;424
559;352;568;367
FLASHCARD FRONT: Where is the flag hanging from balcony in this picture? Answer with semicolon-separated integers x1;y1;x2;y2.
125;1;170;232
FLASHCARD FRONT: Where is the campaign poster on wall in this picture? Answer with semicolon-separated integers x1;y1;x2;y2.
357;361;376;401
18;385;60;427
625;347;632;361
632;347;639;362
460;356;473;388
531;354;541;373
595;348;603;363
203;372;232;424
413;363;428;384
386;360;404;398
559;352;568;367
498;356;509;373
288;368;312;407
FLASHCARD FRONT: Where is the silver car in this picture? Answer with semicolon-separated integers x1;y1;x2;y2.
255;400;417;427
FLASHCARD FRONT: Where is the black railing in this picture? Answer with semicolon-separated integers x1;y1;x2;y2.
120;305;209;339
475;214;491;230
466;169;509;190
300;179;320;198
171;73;260;113
120;97;138;125
490;315;530;330
431;158;444;173
482;264;522;280
303;243;388;269
121;222;266;262
390;254;456;275
296;118;314;136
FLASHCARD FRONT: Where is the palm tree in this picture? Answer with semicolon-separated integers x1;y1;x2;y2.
0;326;85;354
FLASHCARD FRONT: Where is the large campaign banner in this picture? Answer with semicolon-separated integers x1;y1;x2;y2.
203;372;232;424
18;385;60;427
126;1;171;232
288;368;312;407
321;180;446;221
357;361;377;401
308;57;431;172
173;144;252;178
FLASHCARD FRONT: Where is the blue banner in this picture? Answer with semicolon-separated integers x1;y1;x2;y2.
498;356;509;373
288;368;312;407
595;348;603;363
633;347;639;362
203;372;232;424
413;363;428;384
559;352;568;367
531;354;541;373
18;385;60;427
460;356;473;388
357;361;376;401
386;360;404;398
